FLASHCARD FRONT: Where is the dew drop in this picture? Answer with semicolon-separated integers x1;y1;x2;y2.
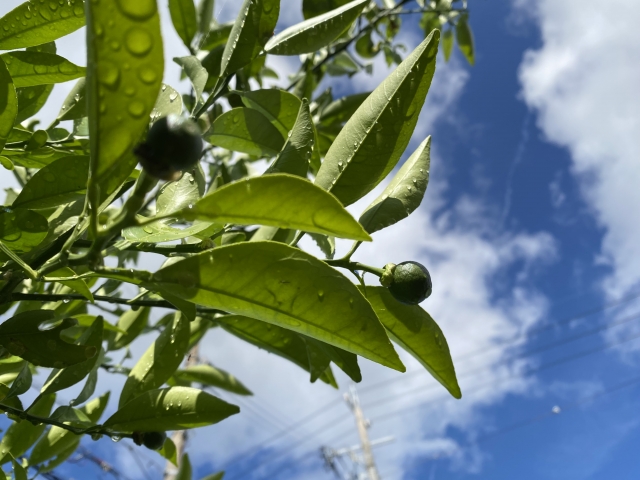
138;65;157;84
128;100;146;118
97;61;120;88
34;64;48;74
115;0;157;20
317;290;325;301
125;27;153;56
111;435;122;443
169;92;178;102
109;40;121;51
73;5;83;16
161;84;167;91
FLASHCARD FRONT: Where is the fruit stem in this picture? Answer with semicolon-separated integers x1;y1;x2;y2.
324;259;385;277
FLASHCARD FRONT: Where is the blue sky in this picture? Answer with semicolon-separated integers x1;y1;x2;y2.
1;0;640;479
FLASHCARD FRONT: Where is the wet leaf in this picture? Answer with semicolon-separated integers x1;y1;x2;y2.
123;219;217;243
169;0;198;49
15;84;53;123
103;386;239;432
0;394;55;462
152;83;183;120
315;31;439;206
0;209;48;256
319;91;369;126
199;22;233;50
239;89;301;137
0;52;85;88
0;58;18;153
174;56;208;110
156;166;206;216
48;267;94;302
174;364;252;396
56;77;86;121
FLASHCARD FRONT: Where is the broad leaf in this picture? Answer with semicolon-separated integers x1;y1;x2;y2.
239;89;301;137
220;0;280;76
119;313;190;408
319;91;370;126
0;311;96;368
149;242;404;371
0;0;85;50
16;84;53;123
12;156;89;210
359;136;430;234
86;0;164;210
305;337;361;382
156;166;206;216
152;83;183;121
302;0;351;19
456;15;474;65
266;0;367;55
109;307;150;350
0;58;18;153
0;209;48;255
0;394;55;462
30;393;110;466
49;267;94;302
103;386;239;432
174;56;208;109
265;99;314;177
315;31;439;206
208;107;284;157
174;364;253;396
57;78;86;121
180;174;372;241
4;361;32;401
169;0;198;49
362;286;461;398
123;219;217;243
40;317;103;395
0;52;85;87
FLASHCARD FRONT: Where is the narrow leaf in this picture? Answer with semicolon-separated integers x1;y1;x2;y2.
0;58;18;153
169;0;199;49
0;52;85;88
302;0;351;19
319;91;369;126
198;0;215;35
176;453;192;480
239;89;301;137
123;219;217;243
315;31;439;206
442;29;453;61
174;364;253;396
109;307;150;350
266;0;367;55
103;387;239;432
180;174;372;241
57;78;86;121
456;15;474;65
174;56;208;109
48;267;94;302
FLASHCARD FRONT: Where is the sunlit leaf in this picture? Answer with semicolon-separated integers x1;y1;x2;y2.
442;29;454;61
0;209;48;256
152;83;184;121
56;77;86;121
239;89;301;138
15;84;53;123
174;56;208;110
156;165;206;217
159;437;178;467
315;31;439;206
109;307;150;351
174;364;253;396
176;453;192;480
0;52;85;88
49;267;94;302
169;0;198;49
0;394;55;462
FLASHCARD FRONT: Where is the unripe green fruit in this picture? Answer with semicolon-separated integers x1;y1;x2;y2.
384;261;432;305
141;431;167;451
135;114;203;181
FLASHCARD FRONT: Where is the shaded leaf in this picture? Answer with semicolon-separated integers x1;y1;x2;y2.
0;58;18;153
200;22;233;50
359;136;430;234
308;233;335;259
302;0;351;19
109;307;150;351
15;84;53;123
176;453;192;480
239;89;301;138
198;0;215;35
319;91;369;126
49;267;94;302
0;52;85;88
0;394;55;462
169;0;198;49
159;437;178;467
4;361;31;401
180;174;371;241
174;364;252;395
442;29;453;62
305;337;361;382
57;77;86;121
314;31;439;206
174;56;208;110
456;15;474;65
103;386;239;432
266;0;367;55
149;242;403;371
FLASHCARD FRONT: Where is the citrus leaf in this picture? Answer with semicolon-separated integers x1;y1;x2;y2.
159;437;178;467
266;0;367;55
86;0;164;211
103;386;239;432
220;0;280;76
314;31;439;206
208;107;284;157
109;307;150;350
119;313;190;408
48;267;94;302
174;56;208;110
359;136;430;234
57;78;86;121
12;155;89;210
265;98;314;177
169;0;198;49
40;317;103;395
442;29;454;61
0;52;85;88
0;209;48;256
0;58;18;153
0;311;97;368
308;233;335;259
456;15;474;66
200;22;233;50
0;0;85;50
305;337;361;382
302;0;351;19
239;89;301;137
156;166;206;217
362;286;461;398
16;84;53;123
180;174;372;241
174;364;252;396
198;0;215;35
176;453;192;480
319;91;370;126
152;83;183;121
149;242;404;371
4;361;32;401
0;383;23;411
0;394;55;462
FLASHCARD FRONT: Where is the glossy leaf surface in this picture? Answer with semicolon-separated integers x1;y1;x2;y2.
315;31;439;206
181;174;371;241
0;52;85;88
359;137;430;234
103;386;239;432
239;89;301;138
169;0;198;48
0;209;48;255
109;307;150;350
150;242;403;371
174;364;252;395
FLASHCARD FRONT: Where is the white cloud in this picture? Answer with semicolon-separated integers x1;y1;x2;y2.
517;0;640;300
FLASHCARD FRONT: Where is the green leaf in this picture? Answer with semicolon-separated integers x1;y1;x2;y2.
119;313;190;408
198;0;215;35
86;0;164;211
220;0;280;76
200;22;233;50
239;89;301;138
456;15;474;66
30;393;110;466
359;136;430;234
57;78;86;121
109;307;150;350
302;0;351;19
208;107;284;157
2;146;72;169
40;317;103;395
4;361;32;401
15;84;53;124
176;453;192;480
266;0;367;55
123;218;217;243
12;155;89;210
200;473;225;480
305;337;361;382
0;311;97;368
0;209;48;255
149;242;404;371
362;286;461;398
304;338;331;382
0;52;85;88
174;56;208;110
180;174;372;241
0;58;18;153
169;0;198;49
314;31;439;206
73;314;124;334
159;437;178;467
48;267;94;302
156;166;206;216
0;0;85;50
174;364;252;396
264;98;314;177
11;458;27;480
103;386;239;432
0;383;24;411
152;83;183;121
0;394;55;462
319;91;369;126
308;233;335;259
442;29;453;62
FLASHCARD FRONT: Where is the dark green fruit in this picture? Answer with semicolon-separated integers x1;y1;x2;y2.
135;114;203;181
382;261;432;305
141;431;167;451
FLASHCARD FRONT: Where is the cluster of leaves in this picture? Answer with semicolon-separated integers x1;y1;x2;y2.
0;0;474;478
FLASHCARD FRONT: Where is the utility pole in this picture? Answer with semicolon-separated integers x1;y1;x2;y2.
345;385;380;480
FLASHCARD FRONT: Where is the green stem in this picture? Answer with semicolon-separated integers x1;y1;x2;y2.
324;259;384;277
0;241;39;280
